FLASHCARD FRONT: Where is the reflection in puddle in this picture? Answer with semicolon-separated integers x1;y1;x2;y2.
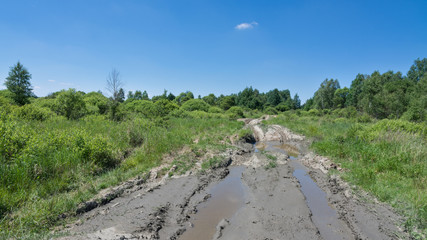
256;142;349;240
179;166;246;240
272;143;299;157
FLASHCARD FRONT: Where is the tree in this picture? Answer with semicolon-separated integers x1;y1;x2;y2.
292;94;301;109
313;79;340;109
333;87;349;109
266;89;281;106
407;58;427;83
202;93;217;106
4;61;33;105
106;68;124;120
347;74;366;108
117;88;125;102
106;68;123;102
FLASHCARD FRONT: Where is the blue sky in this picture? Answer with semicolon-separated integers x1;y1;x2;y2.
1;0;426;102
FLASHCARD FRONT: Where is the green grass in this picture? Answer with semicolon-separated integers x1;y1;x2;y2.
266;112;427;235
0;113;243;238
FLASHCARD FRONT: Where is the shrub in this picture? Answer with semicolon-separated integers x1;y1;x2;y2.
0;119;32;161
181;99;210;112
357;113;372;123
154;99;179;116
54;89;87;120
226;106;245;119
169;108;191;118
14;104;54;121
275;103;290;112
308;109;321;116
208;106;223;113
124;100;159;118
83;92;109;115
401;105;426;122
264;106;278;115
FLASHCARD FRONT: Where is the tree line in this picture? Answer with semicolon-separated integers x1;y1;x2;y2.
2;58;426;122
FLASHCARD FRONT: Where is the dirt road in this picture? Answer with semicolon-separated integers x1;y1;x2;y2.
59;119;408;239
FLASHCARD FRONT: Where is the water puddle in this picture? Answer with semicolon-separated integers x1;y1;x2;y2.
257;141;349;240
289;158;348;239
179;166;246;240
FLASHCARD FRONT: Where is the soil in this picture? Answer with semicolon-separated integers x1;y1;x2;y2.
58;118;409;240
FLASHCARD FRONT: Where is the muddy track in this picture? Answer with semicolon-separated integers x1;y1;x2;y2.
59;118;409;240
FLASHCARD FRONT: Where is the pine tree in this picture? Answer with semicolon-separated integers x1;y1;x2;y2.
4;61;33;105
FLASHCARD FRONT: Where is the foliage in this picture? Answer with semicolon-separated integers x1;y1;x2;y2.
14;104;55;121
54;89;87;120
208;106;223;113
154;99;179;116
226;106;245;119
181;99;210;112
174;91;194;105
313;78;340;109
83;91;109;115
4;62;33;106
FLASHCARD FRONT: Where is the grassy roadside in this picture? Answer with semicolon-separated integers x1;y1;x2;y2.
0;114;243;239
265;112;426;236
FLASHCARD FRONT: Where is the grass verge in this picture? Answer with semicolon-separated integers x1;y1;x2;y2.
266;113;426;236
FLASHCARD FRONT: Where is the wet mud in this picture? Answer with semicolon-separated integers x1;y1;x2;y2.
58;118;409;240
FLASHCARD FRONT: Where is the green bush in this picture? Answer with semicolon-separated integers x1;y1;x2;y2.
54;89;87;120
264;106;278;115
124;100;159;118
14;104;55;121
208;106;223;113
0;119;32;161
226;106;245;119
181;99;210;112
83;92;109;115
308;109;321;116
154;99;179;116
357;113;372;123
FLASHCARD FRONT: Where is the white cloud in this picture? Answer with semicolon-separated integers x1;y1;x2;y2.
34;86;41;89
60;82;74;86
48;79;55;82
235;21;258;30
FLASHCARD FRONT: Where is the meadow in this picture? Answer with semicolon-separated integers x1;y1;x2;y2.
0;102;245;238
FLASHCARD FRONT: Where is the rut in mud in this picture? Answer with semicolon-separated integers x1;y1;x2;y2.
58;118;408;240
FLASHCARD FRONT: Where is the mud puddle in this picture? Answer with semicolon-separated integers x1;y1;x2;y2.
179;166;246;240
258;142;352;240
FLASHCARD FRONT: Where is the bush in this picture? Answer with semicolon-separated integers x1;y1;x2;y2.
357;113;372;123
308;109;321;116
0;119;32;161
54;89;87;120
275;103;290;112
208;106;223;113
83;92;109;115
14;104;55;121
264;106;278;115
169;108;191;118
226;106;245;119
401;105;426;122
124;100;159;118
181;99;210;112
154;99;179;116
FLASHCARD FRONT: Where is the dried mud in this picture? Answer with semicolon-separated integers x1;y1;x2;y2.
58;118;409;240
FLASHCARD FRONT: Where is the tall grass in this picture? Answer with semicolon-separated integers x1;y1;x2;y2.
267;113;427;233
0;113;243;238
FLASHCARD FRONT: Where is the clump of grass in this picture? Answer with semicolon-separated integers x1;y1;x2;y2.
201;156;223;170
